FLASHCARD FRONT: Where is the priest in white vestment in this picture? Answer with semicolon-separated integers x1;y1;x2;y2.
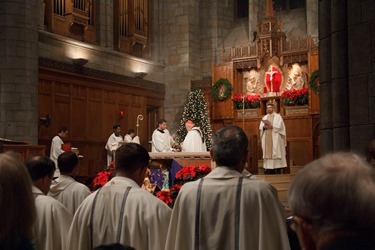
105;124;124;165
48;152;91;215
50;126;69;177
25;156;73;250
181;120;207;152
166;126;290;250
259;102;287;173
124;128;140;144
151;118;176;152
67;143;172;250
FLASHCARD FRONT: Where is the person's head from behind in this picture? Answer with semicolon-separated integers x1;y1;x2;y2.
113;124;121;136
25;155;55;195
185;120;195;132
211;125;248;172
58;126;69;138
58;152;79;176
0;152;36;248
115;143;150;186
157;118;167;130
288;152;375;250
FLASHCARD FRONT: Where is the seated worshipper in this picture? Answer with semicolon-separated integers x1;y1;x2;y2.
151;118;177;152
124;129;140;144
0;152;36;250
165;125;290;250
67;143;172;250
25;155;73;250
105;124;124;166
181;120;207;152
48;152;91;215
288;152;375;250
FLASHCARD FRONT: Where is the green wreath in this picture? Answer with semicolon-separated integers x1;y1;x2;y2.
211;78;232;101
309;70;319;94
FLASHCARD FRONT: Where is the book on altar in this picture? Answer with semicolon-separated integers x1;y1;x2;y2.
261;120;271;125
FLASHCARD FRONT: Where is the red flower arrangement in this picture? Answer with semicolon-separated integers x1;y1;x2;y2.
92;162;116;190
232;93;261;109
281;88;309;106
156;164;211;208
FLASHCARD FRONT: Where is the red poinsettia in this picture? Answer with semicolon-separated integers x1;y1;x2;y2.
281;88;309;106
156;164;211;208
92;162;116;190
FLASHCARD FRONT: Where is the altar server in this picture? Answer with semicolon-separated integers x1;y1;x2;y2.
151;118;176;152
166;125;290;250
48;152;91;214
25;156;72;250
105;124;124;165
181;120;207;152
67;143;172;250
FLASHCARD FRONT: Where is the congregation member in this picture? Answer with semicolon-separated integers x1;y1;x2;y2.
48;151;91;214
166;125;290;250
181;119;207;152
124;128;140;143
288;152;375;250
25;155;72;250
67;143;172;250
365;137;375;168
151;118;176;152
105;124;124;165
50;126;69;177
0;152;36;250
259;102;287;174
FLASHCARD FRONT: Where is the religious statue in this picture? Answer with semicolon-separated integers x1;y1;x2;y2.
286;65;307;90
265;65;282;93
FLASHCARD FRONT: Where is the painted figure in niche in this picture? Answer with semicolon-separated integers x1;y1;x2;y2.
265;65;282;93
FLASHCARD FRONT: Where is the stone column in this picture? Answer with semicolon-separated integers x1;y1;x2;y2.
319;0;333;154
306;0;318;38
0;0;39;143
331;0;349;151
96;0;113;49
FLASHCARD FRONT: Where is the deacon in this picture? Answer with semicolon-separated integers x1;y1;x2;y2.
259;102;287;174
151;118;176;152
25;156;72;250
165;125;290;249
67;143;172;250
48;152;91;215
181;120;207;152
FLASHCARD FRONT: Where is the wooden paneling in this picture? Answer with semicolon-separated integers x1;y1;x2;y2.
212;62;234;120
38;68;163;177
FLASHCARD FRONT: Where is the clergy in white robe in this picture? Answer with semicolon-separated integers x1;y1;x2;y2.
182;120;207;152
165;125;290;250
50;126;69;177
67;143;172;250
151;119;176;152
259;102;287;171
124;129;140;144
25;155;73;250
48;152;91;214
105;124;124;165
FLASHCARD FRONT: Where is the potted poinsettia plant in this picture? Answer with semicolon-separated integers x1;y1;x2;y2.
92;162;116;190
281;87;309;106
232;93;261;109
156;164;211;208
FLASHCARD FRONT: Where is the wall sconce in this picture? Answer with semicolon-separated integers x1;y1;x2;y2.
72;58;89;67
119;109;125;119
134;72;147;79
39;114;51;128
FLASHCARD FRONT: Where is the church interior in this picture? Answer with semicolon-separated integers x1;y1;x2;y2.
0;0;375;205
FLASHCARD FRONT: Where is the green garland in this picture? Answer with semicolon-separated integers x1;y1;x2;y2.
309;70;319;94
211;78;232;101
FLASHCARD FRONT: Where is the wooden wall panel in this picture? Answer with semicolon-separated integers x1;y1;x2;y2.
38;68;165;178
212;62;234;120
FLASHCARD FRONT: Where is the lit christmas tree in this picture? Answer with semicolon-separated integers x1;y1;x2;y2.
176;89;212;149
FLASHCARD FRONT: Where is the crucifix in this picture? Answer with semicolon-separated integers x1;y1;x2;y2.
266;66;278;93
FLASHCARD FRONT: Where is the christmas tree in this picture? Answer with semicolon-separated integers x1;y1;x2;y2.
176;89;212;149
